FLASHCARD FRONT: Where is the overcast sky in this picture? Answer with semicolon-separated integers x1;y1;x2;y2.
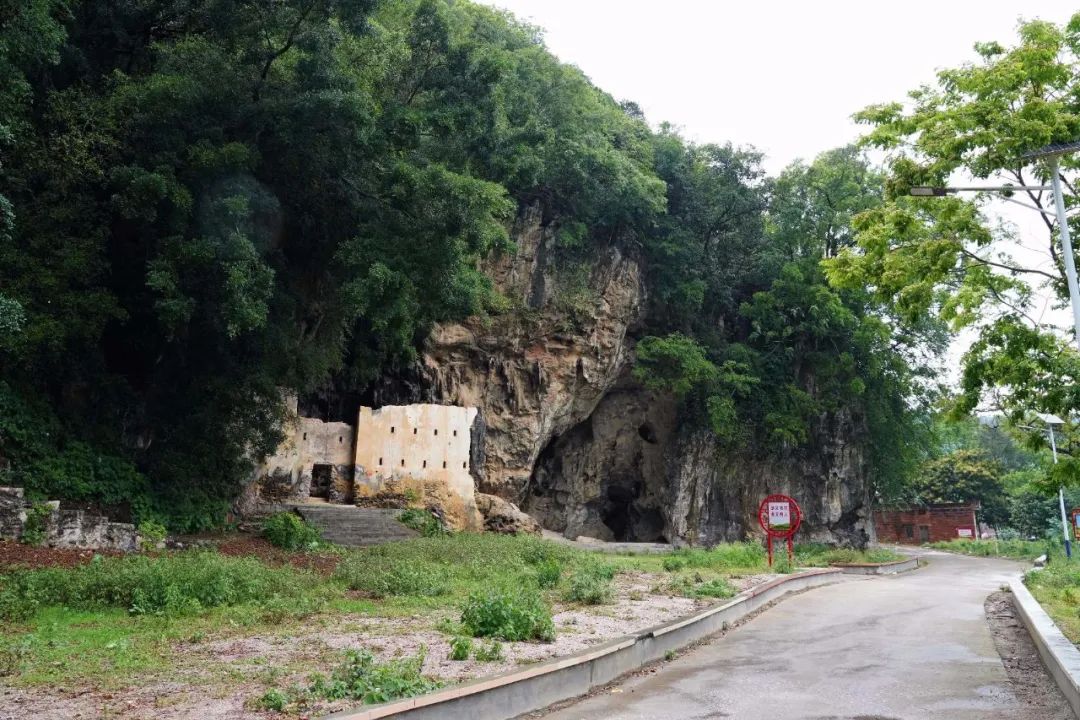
480;0;1077;173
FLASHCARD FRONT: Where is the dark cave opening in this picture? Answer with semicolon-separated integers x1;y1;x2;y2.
601;484;635;539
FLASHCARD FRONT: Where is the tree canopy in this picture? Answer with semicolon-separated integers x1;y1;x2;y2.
825;14;1080;478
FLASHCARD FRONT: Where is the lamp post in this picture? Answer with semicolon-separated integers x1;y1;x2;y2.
1025;414;1071;559
912;142;1080;558
1021;141;1080;349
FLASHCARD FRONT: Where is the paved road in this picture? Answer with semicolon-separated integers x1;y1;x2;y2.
544;551;1067;720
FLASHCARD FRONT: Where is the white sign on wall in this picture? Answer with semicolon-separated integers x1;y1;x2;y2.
767;502;791;529
957;528;973;538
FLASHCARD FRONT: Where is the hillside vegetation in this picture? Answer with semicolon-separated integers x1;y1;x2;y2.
1;0;933;529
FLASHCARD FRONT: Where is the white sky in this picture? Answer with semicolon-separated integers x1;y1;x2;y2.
481;0;1079;386
481;0;1077;174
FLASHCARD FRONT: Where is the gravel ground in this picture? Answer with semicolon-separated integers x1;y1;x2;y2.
984;590;1074;720
0;571;779;720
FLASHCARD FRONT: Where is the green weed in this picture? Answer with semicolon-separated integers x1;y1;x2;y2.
562;566;614;605
461;589;555;642
473;640;504;662
448;636;472;661
262;512;321;551
398;509;448;537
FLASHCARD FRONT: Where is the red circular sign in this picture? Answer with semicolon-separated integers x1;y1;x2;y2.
757;494;802;539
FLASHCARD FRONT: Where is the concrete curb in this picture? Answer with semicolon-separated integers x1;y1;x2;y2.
1009;576;1080;718
832;557;920;575
324;568;846;720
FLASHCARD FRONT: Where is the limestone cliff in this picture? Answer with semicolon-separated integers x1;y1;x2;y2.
420;205;644;502
359;205;873;546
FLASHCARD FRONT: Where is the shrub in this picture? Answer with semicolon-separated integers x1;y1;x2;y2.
535;559;562;588
398;509;448;538
262;512;321;550
309;648;440;704
562;567;614;605
258;688;289;712
449;636;472;661
461;589;555;642
19;504;52;547
0;551;323;621
662;556;688;572
137;520;168;547
473;640;504;662
334;556;450;597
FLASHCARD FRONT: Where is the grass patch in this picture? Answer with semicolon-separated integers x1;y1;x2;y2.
0;532;903;696
928;539;1046;560
1025;561;1080;643
562;564;615;605
397;509;448;537
794;543;903;566
0;551;326;621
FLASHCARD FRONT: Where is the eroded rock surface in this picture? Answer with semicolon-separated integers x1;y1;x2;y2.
418;205;873;546
422;205;644;504
475;493;541;535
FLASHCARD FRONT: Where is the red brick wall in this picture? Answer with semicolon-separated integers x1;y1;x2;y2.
873;505;978;544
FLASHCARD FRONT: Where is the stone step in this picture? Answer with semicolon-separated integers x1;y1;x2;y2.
288;505;418;547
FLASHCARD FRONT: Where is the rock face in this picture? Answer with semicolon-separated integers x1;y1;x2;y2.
414;204;874;547
421;205;644;504
475;493;541;535
663;410;873;547
523;381;677;542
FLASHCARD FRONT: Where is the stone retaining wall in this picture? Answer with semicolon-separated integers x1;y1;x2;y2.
0;486;141;552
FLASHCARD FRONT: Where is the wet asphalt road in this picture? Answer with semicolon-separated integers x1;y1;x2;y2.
543;551;1059;720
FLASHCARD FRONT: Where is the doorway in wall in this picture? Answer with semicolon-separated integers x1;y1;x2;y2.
310;464;332;499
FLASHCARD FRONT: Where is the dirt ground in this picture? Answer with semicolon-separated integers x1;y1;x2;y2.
0;540;121;571
0;566;778;720
984;590;1074;720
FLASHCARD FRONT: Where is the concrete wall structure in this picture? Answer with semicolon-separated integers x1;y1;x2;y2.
246;397;482;531
354;405;481;531
873;503;978;544
256;395;357;504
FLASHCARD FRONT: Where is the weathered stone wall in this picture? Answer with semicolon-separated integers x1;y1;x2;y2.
0;487;141;551
240;394;356;511
353;404;482;531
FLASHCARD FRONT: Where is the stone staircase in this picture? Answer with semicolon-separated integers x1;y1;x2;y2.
288;502;418;547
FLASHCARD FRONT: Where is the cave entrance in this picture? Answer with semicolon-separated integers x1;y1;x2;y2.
601;484;636;541
310;464;331;499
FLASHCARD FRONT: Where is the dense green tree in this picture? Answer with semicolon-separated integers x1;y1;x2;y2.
635;147;939;499
913;450;1009;528
825;15;1080;467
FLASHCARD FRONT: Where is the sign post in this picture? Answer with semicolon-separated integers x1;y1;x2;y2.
757;494;802;567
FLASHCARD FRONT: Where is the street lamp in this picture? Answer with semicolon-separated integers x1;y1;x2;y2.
1021;141;1080;345
911;142;1080;558
1022;413;1072;559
